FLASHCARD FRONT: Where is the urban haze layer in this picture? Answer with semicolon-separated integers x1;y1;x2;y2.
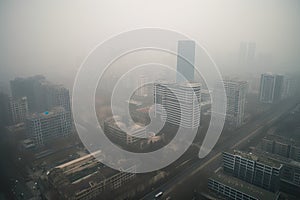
0;1;300;200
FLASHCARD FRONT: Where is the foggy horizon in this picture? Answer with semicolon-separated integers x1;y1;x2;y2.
1;0;300;89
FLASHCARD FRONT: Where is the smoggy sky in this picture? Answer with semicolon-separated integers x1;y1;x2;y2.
0;0;300;89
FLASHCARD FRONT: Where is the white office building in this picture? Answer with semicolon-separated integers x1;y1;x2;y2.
154;81;201;129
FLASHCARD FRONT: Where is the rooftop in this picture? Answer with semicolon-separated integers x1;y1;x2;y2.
210;171;277;200
27;106;67;120
254;149;300;168
105;116;146;134
231;150;282;168
48;151;136;196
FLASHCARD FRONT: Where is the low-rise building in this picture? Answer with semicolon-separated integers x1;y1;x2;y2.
260;134;300;161
47;151;136;200
208;171;278;200
104;116;147;145
223;150;282;192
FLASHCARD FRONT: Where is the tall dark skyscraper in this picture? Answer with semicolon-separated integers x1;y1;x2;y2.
176;40;195;83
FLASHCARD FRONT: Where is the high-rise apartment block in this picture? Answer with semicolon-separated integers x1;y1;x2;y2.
43;83;71;112
216;79;248;127
9;96;28;124
259;73;284;103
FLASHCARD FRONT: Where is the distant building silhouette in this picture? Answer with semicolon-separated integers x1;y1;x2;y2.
10;75;71;112
0;92;10;127
43;83;71;112
10;75;46;112
259;73;284;103
238;42;256;67
282;77;298;98
176;40;195;83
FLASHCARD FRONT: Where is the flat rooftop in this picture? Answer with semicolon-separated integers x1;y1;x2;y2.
230;150;282;168
210;171;277;200
48;151;136;195
254;149;300;168
27;106;67;120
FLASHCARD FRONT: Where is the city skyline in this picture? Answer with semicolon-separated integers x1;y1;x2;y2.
0;1;300;200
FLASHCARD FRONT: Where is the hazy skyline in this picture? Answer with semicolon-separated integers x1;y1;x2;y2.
1;0;300;89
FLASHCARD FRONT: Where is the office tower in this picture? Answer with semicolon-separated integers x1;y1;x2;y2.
217;79;248;127
259;73;284;103
47;151;136;200
0;92;10;127
154;82;201;129
9;97;28;124
10;75;46;112
208;171;277;200
26;107;72;145
104;117;147;145
176;40;195;83
223;151;281;192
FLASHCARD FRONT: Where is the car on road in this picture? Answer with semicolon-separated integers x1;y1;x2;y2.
154;191;163;199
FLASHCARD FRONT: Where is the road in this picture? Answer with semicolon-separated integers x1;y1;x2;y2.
141;97;299;200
